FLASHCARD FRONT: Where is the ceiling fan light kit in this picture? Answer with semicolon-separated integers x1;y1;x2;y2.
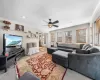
48;24;52;28
43;19;59;28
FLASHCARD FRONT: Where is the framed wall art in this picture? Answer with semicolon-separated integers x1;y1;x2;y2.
15;24;24;31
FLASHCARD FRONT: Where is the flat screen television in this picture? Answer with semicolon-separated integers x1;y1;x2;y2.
3;34;23;47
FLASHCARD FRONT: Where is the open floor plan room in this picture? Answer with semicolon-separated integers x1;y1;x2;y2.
0;0;100;80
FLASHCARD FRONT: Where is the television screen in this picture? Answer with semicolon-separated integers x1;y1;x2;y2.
5;34;22;47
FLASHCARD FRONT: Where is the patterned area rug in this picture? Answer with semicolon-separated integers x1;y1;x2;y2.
16;52;66;80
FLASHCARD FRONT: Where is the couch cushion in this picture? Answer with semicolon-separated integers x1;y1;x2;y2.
87;47;100;53
76;49;89;54
52;50;69;68
57;43;80;49
53;50;69;58
58;47;73;52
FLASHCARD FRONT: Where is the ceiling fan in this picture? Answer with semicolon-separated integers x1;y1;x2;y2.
43;19;59;28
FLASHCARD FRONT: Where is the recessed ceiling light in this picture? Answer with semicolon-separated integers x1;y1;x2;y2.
22;16;26;19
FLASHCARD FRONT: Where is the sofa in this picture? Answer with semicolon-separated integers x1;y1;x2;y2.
51;43;85;68
68;47;100;80
47;43;85;54
57;43;84;52
47;47;58;54
51;43;100;80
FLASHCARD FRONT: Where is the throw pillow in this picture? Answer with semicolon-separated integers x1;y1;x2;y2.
87;47;100;53
82;44;91;50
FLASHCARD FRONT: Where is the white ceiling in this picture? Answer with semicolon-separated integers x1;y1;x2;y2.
0;0;99;32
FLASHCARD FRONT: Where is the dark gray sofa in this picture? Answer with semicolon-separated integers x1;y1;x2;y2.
51;43;100;80
68;52;100;80
47;43;84;54
57;43;84;52
47;47;58;54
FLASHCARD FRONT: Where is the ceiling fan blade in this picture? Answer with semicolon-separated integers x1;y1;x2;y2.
52;20;59;24
53;25;59;27
43;20;48;23
49;19;51;22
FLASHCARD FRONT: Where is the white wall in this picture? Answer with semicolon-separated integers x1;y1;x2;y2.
0;18;40;55
91;1;100;23
48;23;90;47
90;1;100;50
43;33;48;47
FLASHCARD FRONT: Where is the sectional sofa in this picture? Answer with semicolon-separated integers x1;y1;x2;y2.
47;43;100;80
68;52;100;80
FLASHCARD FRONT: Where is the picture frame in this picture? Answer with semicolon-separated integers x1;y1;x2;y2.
15;24;24;31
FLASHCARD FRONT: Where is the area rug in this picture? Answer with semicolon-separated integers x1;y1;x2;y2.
16;52;66;80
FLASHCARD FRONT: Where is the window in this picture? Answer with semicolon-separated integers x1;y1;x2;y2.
94;22;100;46
57;32;62;42
76;28;86;43
50;32;55;42
90;27;93;44
65;31;72;43
44;34;47;44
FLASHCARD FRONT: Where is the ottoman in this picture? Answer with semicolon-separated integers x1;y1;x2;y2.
47;47;58;54
52;50;70;68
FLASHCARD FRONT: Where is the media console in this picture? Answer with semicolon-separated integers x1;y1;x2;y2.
6;47;25;61
1;48;25;72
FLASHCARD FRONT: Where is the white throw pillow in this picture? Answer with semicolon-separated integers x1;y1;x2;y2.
82;44;91;50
